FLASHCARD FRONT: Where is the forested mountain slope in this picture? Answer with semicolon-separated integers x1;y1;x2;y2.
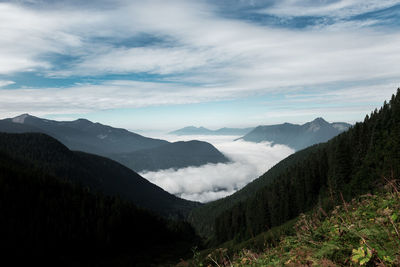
189;147;320;237
0;133;199;217
190;89;400;243
0;140;199;266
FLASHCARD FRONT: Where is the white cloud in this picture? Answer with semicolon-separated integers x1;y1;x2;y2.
0;80;248;118
49;0;400;88
54;46;217;76
261;0;400;18
0;80;15;87
140;135;294;202
285;82;400;105
180;190;236;203
0;3;84;74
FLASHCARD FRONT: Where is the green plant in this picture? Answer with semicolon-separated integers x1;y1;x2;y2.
193;181;400;266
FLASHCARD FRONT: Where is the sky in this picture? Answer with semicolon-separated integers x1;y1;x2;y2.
1;0;400;131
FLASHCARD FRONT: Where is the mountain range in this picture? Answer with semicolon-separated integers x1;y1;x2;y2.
0;114;229;172
239;117;351;150
169;126;254;136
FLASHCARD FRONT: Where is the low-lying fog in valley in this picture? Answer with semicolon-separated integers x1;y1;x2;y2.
140;134;294;202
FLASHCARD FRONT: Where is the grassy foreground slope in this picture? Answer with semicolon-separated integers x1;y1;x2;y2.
194;181;400;266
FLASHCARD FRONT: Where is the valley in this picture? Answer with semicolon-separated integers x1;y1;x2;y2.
1;89;399;266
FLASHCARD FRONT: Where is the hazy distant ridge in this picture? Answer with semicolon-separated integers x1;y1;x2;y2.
170;126;254;136
239;118;351;151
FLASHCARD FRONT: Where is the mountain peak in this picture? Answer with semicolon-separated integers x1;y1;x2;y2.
12;113;32;124
184;126;207;129
76;118;91;122
73;118;93;126
312;117;328;124
169;126;212;135
305;117;329;133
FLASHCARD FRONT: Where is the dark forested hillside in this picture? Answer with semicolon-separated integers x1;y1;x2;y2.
0;144;199;266
0;133;199;217
110;140;230;172
190;89;400;244
240;117;351;150
188;147;318;238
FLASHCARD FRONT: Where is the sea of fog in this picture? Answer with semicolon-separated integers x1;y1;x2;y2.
139;134;294;203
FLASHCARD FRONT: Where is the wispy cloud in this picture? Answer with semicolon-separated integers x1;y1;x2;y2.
0;80;245;118
0;0;399;127
261;0;400;18
0;2;83;74
0;80;15;87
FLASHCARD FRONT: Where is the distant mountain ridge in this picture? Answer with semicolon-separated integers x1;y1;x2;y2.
170;126;254;136
2;113;168;154
110;140;229;172
239;117;351;150
0;114;229;172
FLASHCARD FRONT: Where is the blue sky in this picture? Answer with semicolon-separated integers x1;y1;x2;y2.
0;0;399;131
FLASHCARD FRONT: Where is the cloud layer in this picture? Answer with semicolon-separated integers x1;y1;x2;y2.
262;0;400;18
140;135;294;202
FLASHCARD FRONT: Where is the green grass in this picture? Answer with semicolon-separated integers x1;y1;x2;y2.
188;181;400;266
